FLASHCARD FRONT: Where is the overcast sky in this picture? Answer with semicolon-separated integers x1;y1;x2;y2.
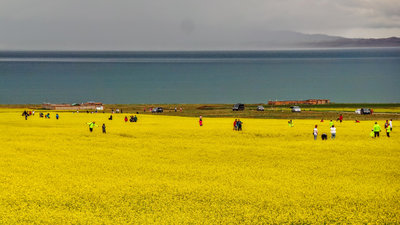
0;0;399;50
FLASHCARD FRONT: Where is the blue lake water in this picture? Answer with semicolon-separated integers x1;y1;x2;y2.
0;48;399;104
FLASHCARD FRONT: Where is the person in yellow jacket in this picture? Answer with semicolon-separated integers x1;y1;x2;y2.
370;129;375;138
386;125;391;137
87;121;98;132
373;122;381;138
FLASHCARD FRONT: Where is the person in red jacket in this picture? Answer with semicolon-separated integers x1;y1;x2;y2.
339;114;343;123
124;116;128;122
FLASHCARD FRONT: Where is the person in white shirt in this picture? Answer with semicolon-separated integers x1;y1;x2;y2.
313;125;318;140
330;125;336;139
389;119;393;131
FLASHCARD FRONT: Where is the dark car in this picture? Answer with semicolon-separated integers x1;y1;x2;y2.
232;103;245;111
360;108;371;115
151;107;163;113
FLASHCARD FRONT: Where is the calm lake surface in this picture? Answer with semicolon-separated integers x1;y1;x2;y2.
0;48;399;104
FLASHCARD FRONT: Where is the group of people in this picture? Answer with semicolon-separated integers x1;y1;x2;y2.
370;119;393;138
88;114;140;134
22;110;60;120
22;110;394;139
124;115;138;123
87;122;106;133
312;124;336;140
312;119;394;140
40;113;56;119
111;109;122;114
22;110;35;120
175;107;183;112
233;119;243;131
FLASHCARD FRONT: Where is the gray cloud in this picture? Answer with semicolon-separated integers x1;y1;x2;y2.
0;0;399;50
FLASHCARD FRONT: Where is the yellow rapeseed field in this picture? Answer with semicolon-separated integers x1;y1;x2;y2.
0;109;399;224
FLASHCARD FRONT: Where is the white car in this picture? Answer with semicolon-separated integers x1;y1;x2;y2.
355;109;361;114
291;106;301;112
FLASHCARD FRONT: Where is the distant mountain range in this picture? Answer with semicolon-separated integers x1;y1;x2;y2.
301;36;400;48
240;31;400;49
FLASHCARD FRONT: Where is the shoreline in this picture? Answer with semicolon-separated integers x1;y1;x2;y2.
2;103;399;120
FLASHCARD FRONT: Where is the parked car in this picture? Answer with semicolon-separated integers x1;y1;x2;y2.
151;107;163;113
256;105;265;111
232;103;245;111
355;109;361;114
360;108;371;115
290;106;301;112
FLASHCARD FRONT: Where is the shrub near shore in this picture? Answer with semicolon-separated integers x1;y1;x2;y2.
0;109;399;224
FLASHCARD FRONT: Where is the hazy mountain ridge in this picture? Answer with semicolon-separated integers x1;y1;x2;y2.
240;31;400;49
302;36;400;48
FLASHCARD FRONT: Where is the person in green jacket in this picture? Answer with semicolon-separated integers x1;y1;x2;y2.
373;122;381;138
329;120;334;127
370;129;375;138
288;120;294;127
87;121;98;132
386;125;391;137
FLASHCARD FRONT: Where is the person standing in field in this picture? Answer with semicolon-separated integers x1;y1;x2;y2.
329;120;334;127
87;121;98;132
339;114;343;123
389;119;393;131
313;125;318;140
22;110;29;120
233;119;237;130
384;120;389;130
330;125;336;139
102;124;106;134
56;114;59;120
370;129;375;138
124;116;128;122
199;116;203;126
386;125;391;137
373;122;381;138
236;120;243;131
288;120;294;127
23;110;29;120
